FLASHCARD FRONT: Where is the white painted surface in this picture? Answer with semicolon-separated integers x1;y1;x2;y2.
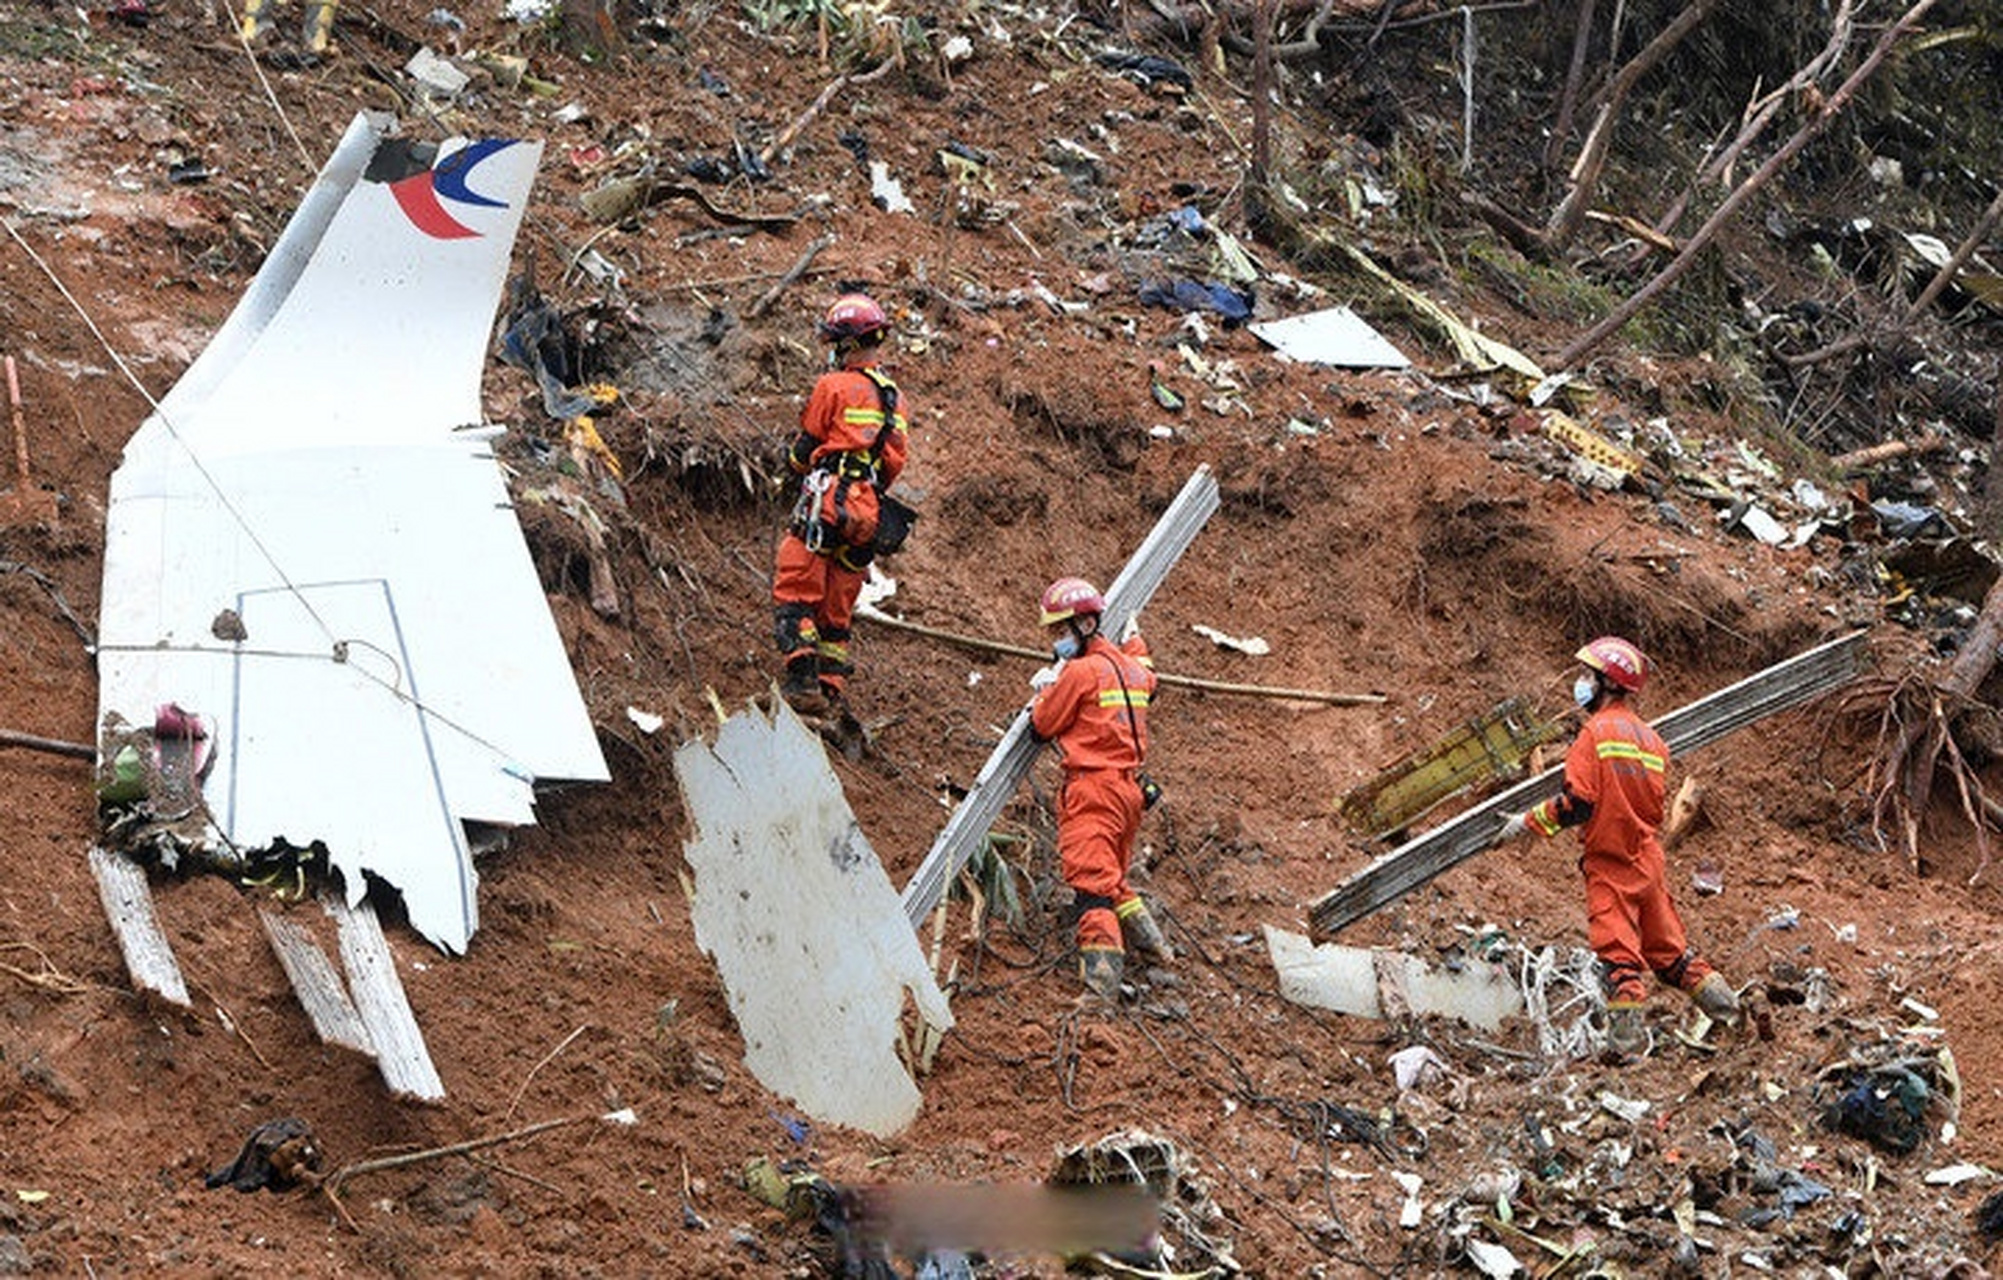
97;113;605;955
1250;305;1411;369
676;701;952;1139
1264;925;1523;1031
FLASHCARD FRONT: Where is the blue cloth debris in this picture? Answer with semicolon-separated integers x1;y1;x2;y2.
1138;279;1253;324
1822;1067;1930;1153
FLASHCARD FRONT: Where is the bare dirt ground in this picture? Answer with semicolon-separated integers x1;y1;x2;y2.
4;2;2003;1276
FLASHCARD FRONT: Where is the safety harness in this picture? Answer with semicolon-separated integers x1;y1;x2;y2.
792;368;901;556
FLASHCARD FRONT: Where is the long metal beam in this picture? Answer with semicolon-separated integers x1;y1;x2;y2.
1306;629;1868;940
901;466;1221;929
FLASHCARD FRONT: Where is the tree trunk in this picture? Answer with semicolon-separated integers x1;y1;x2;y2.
1544;0;1598;175
1554;0;1940;371
1545;0;1720;250
1248;0;1275;234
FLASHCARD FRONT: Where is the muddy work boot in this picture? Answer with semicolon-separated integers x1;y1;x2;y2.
1116;900;1174;965
1690;972;1741;1023
1079;948;1125;1003
779;657;828;716
1604;1003;1649;1062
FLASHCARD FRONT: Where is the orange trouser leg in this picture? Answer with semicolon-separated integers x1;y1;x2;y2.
1058;770;1143;953
1585;846;1715;1000
1582;852;1652;1004
817;558;865;696
773;533;829;673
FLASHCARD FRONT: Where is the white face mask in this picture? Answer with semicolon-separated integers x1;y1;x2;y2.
1052;632;1083;661
1573;673;1600;708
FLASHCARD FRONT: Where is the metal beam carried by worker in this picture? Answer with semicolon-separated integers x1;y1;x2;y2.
1306;630;1868;940
900;466;1220;930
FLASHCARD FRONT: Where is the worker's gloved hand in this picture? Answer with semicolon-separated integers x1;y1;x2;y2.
1119;614;1142;644
1494;812;1529;845
1029;664;1061;690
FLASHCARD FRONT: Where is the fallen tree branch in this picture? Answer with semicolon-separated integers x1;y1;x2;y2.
857;607;1387;705
0;728;93;759
747;233;837;320
1554;0;1940;371
1829;434;1946;472
1649;0;1857;238
1545;0;1721;250
1782;184;2003;369
322;1114;595;1210
759;58;896;167
579;177;800;231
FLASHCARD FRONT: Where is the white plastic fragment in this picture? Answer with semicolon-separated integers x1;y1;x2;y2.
1923;1163;1991;1186
1392;1171;1423;1228
627;706;664;735
1465;1238;1522;1278
602;1107;639;1126
869;161;914;214
1191;623;1270;656
405;47;471;98
1388;1045;1450;1092
1901;996;1940;1021
1597;1091;1651;1123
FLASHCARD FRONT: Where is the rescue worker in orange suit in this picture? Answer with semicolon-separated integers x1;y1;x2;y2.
1028;577;1173;1002
772;293;909;713
1493;636;1740;1059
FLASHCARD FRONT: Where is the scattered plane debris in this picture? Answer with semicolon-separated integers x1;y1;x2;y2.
675;697;952;1138
94;112;606;957
1264;926;1524;1031
1248;304;1411;369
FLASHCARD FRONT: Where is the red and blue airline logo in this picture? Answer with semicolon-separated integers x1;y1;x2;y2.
368;137;520;239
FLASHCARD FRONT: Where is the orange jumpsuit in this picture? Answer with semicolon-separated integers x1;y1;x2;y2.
771;355;908;696
1525;700;1714;1005
1030;634;1157;957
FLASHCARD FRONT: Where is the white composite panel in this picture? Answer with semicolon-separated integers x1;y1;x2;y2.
98;112;606;955
677;702;953;1139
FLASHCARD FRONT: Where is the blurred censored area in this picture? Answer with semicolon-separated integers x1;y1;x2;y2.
858;1182;1159;1259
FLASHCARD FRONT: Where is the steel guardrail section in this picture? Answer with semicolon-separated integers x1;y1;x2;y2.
1306;630;1867;940
901;467;1222;930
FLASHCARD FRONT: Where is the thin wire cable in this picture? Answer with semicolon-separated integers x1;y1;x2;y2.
6;222;534;773
219;0;316;173
2;217;341;650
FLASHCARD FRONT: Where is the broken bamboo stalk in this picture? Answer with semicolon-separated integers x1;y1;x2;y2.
747;233;836;321
0;728;93;759
1554;0;1939;371
5;356;29;487
759;59;895;168
1830;434;1947;472
856;607;1386;705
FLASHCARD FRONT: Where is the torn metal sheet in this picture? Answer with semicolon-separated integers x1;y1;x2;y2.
1249;305;1411;369
95;112;606;954
1335;696;1567;840
1263;926;1523;1031
676;700;952;1139
89;847;190;1007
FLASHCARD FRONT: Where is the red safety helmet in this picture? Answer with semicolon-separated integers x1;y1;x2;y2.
1576;635;1649;692
818;293;889;344
1039;577;1105;626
